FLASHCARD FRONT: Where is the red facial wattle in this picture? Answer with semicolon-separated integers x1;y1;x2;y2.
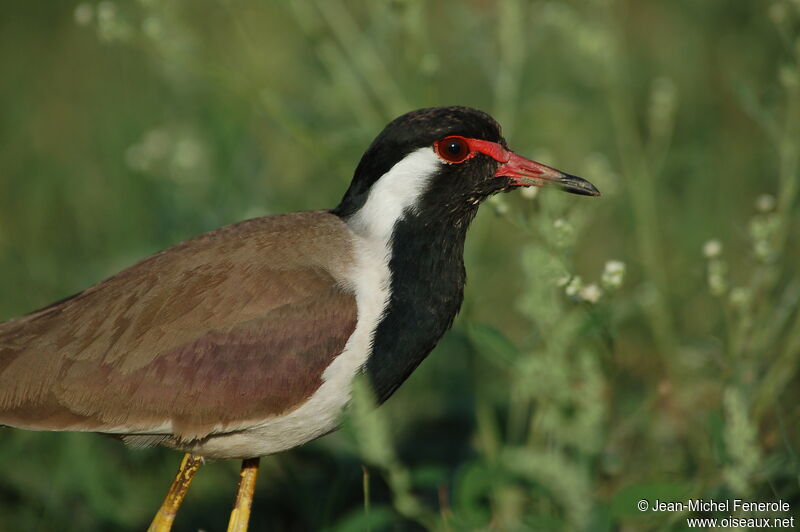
433;136;601;197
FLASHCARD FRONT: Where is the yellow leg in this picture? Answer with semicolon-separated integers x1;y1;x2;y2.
147;453;204;532
226;457;261;532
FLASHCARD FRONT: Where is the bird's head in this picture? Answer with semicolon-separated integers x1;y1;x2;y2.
333;106;599;237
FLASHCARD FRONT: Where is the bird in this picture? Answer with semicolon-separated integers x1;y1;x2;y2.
0;106;599;531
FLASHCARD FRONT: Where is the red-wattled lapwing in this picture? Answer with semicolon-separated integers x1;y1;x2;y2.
0;106;599;531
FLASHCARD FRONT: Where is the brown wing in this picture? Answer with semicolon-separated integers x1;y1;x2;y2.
0;211;358;441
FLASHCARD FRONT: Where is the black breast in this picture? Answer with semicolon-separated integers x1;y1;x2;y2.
364;213;471;403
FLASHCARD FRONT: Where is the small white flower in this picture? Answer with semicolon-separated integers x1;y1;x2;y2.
708;259;728;297
579;284;603;304
703;239;723;259
565;276;583;297
556;275;571;287
755;194;776;213
551;217;576;249
520;186;539;199
604;260;625;275
96;1;132;42
125;127;170;172
749;214;779;262
601;260;626;290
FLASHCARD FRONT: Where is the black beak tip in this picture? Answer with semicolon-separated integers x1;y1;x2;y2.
561;173;601;197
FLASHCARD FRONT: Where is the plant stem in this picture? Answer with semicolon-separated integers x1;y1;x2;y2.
605;70;677;360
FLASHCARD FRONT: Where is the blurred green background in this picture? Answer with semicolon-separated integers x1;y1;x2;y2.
1;0;799;530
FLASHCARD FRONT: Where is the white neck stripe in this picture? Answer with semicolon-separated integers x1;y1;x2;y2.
346;147;441;243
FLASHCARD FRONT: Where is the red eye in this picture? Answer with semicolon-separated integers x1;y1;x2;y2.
436;136;471;163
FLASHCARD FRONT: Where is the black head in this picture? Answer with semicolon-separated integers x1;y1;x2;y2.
336;107;599;403
332;106;599;225
332;107;503;218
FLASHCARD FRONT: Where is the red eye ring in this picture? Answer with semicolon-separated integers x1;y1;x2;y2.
435;136;472;163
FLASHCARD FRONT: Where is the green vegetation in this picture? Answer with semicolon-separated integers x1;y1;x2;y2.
1;1;798;530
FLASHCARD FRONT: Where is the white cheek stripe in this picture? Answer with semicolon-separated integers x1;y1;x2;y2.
347;147;442;244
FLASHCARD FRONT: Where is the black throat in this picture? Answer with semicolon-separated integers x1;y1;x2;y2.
362;206;477;403
330;106;508;402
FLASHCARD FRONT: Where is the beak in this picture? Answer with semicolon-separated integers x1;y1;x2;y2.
494;151;601;197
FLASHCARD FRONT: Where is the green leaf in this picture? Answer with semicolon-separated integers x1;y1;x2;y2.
411;465;449;488
329;505;396;532
452;460;495;526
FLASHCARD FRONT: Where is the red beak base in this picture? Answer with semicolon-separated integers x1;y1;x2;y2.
494;152;601;197
459;137;601;197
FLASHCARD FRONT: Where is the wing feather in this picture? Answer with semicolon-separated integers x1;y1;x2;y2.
0;211;357;441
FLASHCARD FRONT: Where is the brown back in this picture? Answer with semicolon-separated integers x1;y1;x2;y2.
0;211;358;441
